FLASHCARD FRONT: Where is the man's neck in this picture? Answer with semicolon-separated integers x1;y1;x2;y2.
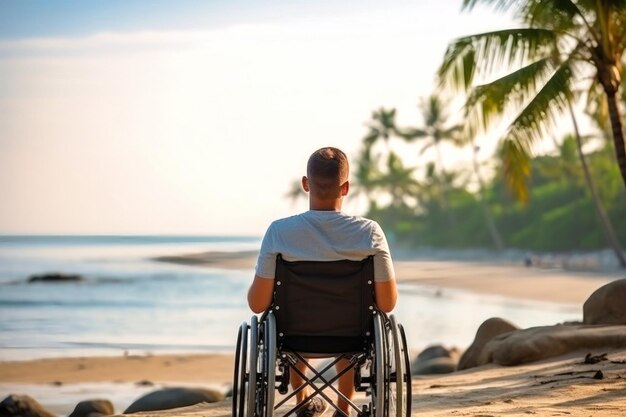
309;198;342;211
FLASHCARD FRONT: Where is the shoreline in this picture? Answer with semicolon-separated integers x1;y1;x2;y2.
152;249;623;305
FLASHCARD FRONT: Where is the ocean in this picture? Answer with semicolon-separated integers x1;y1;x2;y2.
0;235;581;361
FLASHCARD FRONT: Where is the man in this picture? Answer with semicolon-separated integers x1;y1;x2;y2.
248;147;397;417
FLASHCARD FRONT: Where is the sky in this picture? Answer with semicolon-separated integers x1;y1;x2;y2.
0;0;516;236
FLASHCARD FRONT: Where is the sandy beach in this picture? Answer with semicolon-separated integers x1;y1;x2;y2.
154;250;621;304
2;251;625;416
2;349;625;416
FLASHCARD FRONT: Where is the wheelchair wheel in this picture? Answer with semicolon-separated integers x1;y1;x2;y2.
233;321;249;417
246;315;259;417
261;312;277;417
388;315;409;417
372;312;386;417
398;322;412;417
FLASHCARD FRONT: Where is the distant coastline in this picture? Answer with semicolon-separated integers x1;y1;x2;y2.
153;250;258;269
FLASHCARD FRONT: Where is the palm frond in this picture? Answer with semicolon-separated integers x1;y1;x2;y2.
419;141;434;156
438;28;557;91
462;0;521;13
613;6;626;52
363;127;381;146
440;125;467;146
399;127;428;141
522;0;581;31
505;60;574;152
499;138;531;202
465;57;555;133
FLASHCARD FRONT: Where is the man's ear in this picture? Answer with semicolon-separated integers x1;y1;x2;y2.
341;181;349;196
302;176;310;192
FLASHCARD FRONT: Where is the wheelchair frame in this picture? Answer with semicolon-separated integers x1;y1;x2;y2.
232;257;411;417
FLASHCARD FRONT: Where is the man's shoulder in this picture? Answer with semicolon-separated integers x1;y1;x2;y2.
268;213;307;228
343;213;380;229
268;211;381;231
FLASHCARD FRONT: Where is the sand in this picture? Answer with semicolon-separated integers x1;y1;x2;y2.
394;260;622;305
153;250;622;304
2;251;625;416
3;350;625;416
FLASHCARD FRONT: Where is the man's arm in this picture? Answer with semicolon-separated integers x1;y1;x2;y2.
374;279;397;313
247;275;275;313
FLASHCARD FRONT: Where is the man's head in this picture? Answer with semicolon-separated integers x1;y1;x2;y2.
303;147;349;205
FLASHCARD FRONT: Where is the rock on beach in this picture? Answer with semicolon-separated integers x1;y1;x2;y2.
124;387;224;414
583;278;626;325
412;344;460;375
0;394;57;417
458;317;519;370
68;399;114;417
28;273;84;283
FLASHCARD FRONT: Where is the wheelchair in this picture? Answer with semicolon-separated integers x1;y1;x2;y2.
233;255;411;417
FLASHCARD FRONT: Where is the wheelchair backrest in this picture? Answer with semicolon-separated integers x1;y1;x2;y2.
271;254;377;354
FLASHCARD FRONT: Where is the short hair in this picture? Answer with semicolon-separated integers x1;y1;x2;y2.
306;147;349;199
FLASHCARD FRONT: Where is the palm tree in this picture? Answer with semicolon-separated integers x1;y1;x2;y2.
568;104;626;267
363;108;400;150
379;152;421;209
355;107;407;209
401;96;466;180
353;142;383;209
471;143;505;251
438;0;626;195
401;95;467;240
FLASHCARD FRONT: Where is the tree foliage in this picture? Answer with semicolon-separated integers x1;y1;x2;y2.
438;0;626;194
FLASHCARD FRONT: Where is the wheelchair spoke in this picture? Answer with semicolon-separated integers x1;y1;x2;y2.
247;316;258;417
372;313;385;417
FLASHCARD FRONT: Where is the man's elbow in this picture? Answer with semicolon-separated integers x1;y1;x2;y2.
248;297;267;314
376;294;397;313
247;276;274;313
247;290;267;314
374;280;398;313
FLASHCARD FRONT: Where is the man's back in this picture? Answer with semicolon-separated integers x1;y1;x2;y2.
255;210;393;282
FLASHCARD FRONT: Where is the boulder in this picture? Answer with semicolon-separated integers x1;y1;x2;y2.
0;394;57;417
412;344;460;375
28;273;83;283
583;278;626;325
482;324;626;366
68;399;114;417
124;387;224;414
458;317;519;370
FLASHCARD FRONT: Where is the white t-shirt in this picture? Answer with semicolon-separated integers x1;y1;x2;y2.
255;210;394;282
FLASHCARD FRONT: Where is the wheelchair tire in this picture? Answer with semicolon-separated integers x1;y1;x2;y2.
399;322;412;417
262;312;277;417
233;321;249;417
372;313;386;417
389;315;408;417
246;315;259;417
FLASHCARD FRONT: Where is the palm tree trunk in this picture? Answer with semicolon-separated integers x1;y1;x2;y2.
435;143;458;243
472;144;505;251
605;91;626;190
569;102;626;268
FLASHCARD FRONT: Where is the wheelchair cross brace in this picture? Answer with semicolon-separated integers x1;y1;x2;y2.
274;351;371;417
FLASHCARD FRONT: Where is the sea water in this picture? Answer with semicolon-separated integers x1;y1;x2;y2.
0;235;580;361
